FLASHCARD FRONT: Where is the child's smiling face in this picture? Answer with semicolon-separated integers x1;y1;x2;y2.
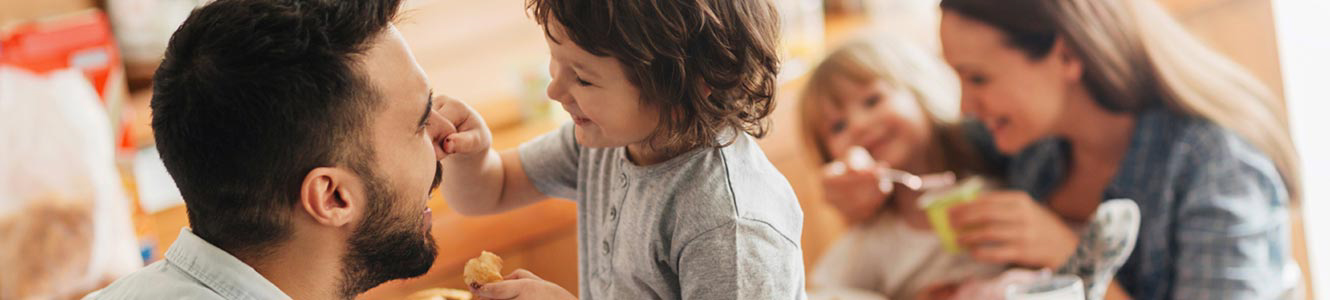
543;20;661;149
816;75;934;169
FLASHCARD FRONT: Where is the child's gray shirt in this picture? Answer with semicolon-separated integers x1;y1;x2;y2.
519;123;806;300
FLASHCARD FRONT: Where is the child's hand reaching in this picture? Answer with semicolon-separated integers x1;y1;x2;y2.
433;94;548;216
820;147;894;225
434;94;492;158
472;269;576;300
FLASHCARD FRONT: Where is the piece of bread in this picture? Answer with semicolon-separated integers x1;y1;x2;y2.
463;251;504;287
405;288;472;300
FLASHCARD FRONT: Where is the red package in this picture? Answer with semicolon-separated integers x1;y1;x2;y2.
1;9;120;102
2;9;131;151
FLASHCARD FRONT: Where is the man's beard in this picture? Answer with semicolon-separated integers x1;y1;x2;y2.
337;170;438;298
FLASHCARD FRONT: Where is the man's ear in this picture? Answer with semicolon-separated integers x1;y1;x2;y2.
299;167;363;227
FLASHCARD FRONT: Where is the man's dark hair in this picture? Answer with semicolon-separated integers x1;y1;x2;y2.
151;0;401;257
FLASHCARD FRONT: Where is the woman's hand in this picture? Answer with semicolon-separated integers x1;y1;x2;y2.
949;190;1078;269
472;269;576;300
819;154;893;226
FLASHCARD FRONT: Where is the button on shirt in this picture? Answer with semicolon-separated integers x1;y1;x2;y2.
85;229;289;300
519;123;807;299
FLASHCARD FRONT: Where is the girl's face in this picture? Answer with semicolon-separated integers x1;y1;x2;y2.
544;20;660;149
939;10;1080;154
817;75;933;169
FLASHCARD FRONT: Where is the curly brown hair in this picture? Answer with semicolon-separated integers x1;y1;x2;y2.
527;0;782;153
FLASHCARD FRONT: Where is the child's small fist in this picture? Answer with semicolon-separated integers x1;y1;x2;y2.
434;94;493;158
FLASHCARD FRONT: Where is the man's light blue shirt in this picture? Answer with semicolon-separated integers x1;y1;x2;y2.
86;228;289;300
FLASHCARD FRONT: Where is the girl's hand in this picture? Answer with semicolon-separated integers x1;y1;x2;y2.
472;269;576;300
819;152;893;225
948;190;1078;269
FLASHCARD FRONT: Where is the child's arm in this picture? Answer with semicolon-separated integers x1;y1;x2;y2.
435;95;548;215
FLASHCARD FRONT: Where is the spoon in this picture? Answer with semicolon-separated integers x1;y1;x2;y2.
841;146;956;193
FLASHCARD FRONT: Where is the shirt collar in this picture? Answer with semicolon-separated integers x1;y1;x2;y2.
1104;109;1177;201
165;228;290;300
1010;109;1176;203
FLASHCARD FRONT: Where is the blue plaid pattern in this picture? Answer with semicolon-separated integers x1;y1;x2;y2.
968;109;1295;300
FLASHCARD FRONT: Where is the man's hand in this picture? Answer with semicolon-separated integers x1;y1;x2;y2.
434;94;492;159
472;269;576;300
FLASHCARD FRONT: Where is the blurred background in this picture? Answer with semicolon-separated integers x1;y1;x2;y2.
1;0;1326;299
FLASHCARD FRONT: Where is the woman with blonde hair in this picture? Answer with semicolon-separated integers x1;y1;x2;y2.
931;0;1301;299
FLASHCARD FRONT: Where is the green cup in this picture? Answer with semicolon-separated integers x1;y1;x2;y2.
919;177;985;253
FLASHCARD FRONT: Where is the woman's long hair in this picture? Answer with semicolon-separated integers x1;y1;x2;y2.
940;0;1301;201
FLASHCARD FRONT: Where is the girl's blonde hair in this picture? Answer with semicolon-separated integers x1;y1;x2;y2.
798;35;991;175
941;0;1301;201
